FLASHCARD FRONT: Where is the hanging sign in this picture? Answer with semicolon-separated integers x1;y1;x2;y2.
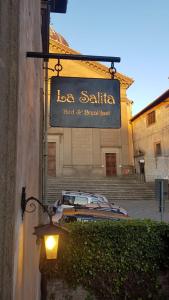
50;76;121;128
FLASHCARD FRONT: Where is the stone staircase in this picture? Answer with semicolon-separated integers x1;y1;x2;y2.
47;176;155;204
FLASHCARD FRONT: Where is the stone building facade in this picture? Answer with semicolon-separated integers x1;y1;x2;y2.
131;90;169;182
48;31;134;178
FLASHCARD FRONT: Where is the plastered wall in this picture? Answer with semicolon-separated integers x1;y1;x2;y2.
132;103;169;181
0;1;43;299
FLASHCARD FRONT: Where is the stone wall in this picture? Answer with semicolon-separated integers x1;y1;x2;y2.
47;279;95;300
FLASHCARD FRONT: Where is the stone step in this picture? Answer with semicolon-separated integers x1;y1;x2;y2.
48;180;154;186
48;188;155;193
48;177;139;183
48;186;155;192
49;180;139;184
47;176;156;204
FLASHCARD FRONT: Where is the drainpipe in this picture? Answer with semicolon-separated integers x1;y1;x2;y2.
43;61;48;203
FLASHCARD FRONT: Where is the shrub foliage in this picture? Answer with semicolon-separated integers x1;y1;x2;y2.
40;220;169;299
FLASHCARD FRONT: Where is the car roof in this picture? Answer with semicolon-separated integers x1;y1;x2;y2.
62;190;105;198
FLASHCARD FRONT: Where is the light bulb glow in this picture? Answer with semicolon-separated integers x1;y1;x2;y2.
45;236;56;250
44;234;59;259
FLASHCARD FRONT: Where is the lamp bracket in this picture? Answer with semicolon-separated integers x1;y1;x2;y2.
21;187;54;222
27;52;121;63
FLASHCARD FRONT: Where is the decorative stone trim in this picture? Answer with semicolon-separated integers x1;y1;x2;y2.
50;38;134;89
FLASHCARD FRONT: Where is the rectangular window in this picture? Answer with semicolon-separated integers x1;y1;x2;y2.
74;196;88;205
63;195;75;205
155;142;162;156
147;111;156;126
48;142;56;176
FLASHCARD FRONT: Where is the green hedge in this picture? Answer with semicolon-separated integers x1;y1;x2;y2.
40;220;169;299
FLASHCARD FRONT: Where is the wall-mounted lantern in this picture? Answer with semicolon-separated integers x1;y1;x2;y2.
21;187;67;260
34;223;65;260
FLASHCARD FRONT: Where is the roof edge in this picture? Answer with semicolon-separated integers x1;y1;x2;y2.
50;38;134;88
131;89;169;122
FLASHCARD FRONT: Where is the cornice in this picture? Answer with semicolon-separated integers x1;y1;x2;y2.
49;39;134;89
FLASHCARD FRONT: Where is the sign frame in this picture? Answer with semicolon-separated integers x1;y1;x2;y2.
50;76;121;129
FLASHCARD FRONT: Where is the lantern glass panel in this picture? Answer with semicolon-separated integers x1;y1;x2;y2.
44;234;59;259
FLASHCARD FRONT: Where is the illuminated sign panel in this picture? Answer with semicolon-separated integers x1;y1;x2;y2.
50;77;121;128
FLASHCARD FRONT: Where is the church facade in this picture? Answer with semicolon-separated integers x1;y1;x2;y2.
48;30;134;178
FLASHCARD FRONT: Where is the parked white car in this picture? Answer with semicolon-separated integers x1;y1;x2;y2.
54;190;128;216
61;190;108;205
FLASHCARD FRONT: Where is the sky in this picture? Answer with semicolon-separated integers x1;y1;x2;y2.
51;0;169;115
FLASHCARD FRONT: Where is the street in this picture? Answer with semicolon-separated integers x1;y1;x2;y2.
115;200;169;222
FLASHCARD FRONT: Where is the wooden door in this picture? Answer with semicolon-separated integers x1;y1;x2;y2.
106;153;117;176
48;142;56;177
